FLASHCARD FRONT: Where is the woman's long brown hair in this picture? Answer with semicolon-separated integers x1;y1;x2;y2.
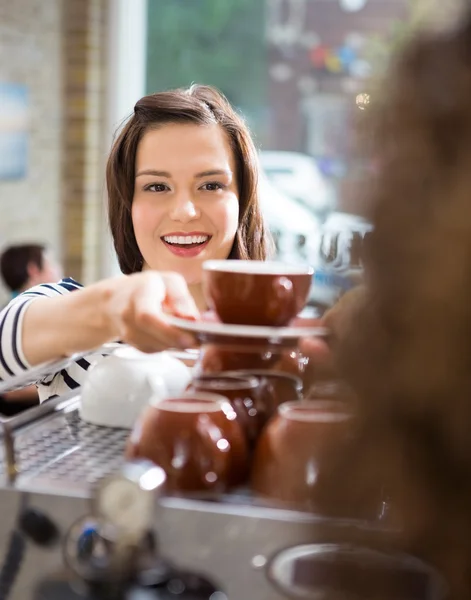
106;85;273;274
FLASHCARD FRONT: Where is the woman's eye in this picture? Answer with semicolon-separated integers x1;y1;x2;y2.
145;183;168;192
201;182;224;192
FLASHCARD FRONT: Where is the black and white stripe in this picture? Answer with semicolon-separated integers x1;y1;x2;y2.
0;278;104;402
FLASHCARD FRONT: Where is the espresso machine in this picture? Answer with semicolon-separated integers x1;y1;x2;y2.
0;353;447;600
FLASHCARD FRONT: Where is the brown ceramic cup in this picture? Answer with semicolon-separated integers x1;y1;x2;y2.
126;393;248;493
202;260;314;326
197;341;304;378
226;369;303;426
186;374;263;446
251;400;355;510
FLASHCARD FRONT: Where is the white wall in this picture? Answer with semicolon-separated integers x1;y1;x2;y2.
0;0;63;303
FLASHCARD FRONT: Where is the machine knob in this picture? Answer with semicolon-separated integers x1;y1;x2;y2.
94;460;166;540
18;508;59;547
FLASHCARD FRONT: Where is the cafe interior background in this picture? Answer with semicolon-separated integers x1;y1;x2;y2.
0;0;458;307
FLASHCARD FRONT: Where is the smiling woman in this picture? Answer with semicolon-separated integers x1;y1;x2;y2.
108;86;272;274
0;85;274;401
131;122;240;305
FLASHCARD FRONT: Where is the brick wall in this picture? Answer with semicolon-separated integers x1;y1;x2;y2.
0;0;109;305
62;0;109;284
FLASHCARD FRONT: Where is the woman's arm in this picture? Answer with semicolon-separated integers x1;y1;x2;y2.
3;271;198;371
0;279;82;380
20;277;116;366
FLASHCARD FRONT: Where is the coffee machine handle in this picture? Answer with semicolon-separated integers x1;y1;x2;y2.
39;462;225;600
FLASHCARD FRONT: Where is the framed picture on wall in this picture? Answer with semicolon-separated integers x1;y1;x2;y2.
0;83;29;180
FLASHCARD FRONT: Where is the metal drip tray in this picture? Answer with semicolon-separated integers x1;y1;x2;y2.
0;398;254;504
0;397;128;496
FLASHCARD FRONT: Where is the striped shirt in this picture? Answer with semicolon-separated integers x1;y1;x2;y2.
0;278;105;402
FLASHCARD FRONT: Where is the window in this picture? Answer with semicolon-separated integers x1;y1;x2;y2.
146;0;413;266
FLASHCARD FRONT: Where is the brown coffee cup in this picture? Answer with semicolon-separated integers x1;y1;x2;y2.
251;400;355;510
197;341;304;378
202;260;314;326
186;374;263;446
126;393;248;493
226;369;303;426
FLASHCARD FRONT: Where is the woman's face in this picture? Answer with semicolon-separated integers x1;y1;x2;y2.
132;122;240;285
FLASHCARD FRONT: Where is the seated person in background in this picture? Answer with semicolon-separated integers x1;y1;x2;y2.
0;243;63;299
0;243;62;413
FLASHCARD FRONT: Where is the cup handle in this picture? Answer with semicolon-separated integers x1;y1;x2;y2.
194;417;232;488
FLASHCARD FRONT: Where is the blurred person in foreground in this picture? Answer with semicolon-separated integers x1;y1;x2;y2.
314;5;471;599
0;244;62;413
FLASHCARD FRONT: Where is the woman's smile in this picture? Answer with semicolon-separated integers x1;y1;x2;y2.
160;231;212;257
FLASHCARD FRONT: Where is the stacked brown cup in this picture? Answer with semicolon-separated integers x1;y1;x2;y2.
127;260;359;513
195;260;313;377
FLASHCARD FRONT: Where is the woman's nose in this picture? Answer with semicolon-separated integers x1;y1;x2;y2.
169;194;200;223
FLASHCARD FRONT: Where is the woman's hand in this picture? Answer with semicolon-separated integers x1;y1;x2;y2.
105;271;199;352
21;271;200;367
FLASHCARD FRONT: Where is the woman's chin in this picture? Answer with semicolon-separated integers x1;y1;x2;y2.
174;266;202;287
186;276;203;288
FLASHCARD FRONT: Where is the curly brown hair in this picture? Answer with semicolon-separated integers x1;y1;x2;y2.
322;9;471;600
106;85;273;274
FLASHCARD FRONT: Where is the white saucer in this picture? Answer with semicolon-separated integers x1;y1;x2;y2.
164;314;328;345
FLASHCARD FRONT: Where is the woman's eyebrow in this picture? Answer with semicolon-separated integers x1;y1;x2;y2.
194;169;232;179
135;169;171;178
135;169;232;179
